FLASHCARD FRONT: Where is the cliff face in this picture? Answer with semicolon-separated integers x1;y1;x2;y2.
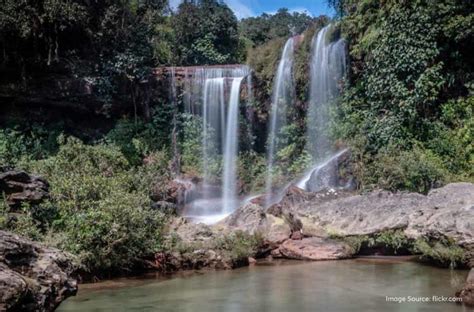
0;231;78;312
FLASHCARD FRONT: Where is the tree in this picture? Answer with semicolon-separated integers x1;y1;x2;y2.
239;9;316;46
172;0;240;65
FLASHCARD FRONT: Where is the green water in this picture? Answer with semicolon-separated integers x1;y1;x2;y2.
58;259;471;312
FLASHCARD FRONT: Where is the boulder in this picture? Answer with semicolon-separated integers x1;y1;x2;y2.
0;231;77;311
0;170;49;210
456;268;474;306
277;237;354;260
222;203;291;247
283;183;473;249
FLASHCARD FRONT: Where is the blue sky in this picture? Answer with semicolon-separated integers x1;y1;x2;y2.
169;0;335;19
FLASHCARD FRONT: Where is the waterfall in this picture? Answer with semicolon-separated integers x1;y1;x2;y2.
301;24;347;191
202;77;225;200
222;77;244;213
265;37;296;206
179;65;251;222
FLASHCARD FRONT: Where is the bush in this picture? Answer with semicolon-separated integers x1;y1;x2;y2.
213;231;263;262
26;136;166;273
372;145;449;194
105;106;173;166
0;124;61;166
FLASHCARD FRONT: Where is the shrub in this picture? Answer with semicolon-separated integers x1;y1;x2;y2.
373;146;449;194
214;231;263;261
27;137;166;273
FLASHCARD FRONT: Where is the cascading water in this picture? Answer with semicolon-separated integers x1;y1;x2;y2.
265;37;296;206
222;77;244;213
300;24;347;192
179;65;251;222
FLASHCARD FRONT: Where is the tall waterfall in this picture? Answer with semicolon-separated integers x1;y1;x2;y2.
222;77;244;213
180;65;251;221
301;24;347;191
265;37;296;206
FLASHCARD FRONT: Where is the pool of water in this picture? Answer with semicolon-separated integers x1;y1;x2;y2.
58;258;470;312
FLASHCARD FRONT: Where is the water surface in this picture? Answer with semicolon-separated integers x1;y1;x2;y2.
58;259;470;312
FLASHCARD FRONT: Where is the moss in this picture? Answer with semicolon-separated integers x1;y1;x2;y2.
343;235;369;254
339;230;412;255
371;229;412;253
413;237;467;269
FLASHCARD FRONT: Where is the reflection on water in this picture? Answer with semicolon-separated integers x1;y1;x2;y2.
58;259;469;312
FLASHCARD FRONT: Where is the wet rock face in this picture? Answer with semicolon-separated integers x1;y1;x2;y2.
0;231;78;311
0;170;49;210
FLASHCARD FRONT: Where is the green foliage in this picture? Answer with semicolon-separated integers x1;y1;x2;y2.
371;146;448;194
214;231;263;261
0;202;43;241
172;0;241;65
239;9;319;46
105;106;173;166
414;236;467;268
0;124;62;166
26;137;166;273
369;230;411;254
179;114;205;176
335;0;473;192
238;151;267;193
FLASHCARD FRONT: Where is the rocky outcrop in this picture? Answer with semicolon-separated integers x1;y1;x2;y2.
222;203;291;247
278;183;473;249
276;237;354;260
0;231;78;311
456;268;474;306
160;218;255;270
217;183;473;265
0;170;49;210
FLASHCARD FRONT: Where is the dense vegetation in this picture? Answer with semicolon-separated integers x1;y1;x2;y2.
334;0;473;193
1;0;473;274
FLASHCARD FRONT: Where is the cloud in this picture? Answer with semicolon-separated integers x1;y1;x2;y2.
169;0;255;19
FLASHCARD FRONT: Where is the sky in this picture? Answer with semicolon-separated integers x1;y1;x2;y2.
169;0;335;19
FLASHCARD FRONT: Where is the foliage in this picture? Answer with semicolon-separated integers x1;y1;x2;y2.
0;201;43;241
214;231;263;261
105;105;174;166
239;9;318;46
414;236;467;268
368;230;411;254
0;124;62;167
25;137;166;273
172;0;241;65
334;0;473;192
238;151;267;193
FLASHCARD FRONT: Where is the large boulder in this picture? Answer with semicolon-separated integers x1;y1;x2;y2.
0;231;78;311
0;170;49;210
456;268;474;306
222;203;291;247
277;237;354;260
283;183;473;247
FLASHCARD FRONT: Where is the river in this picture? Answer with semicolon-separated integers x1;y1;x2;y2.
58;258;470;312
